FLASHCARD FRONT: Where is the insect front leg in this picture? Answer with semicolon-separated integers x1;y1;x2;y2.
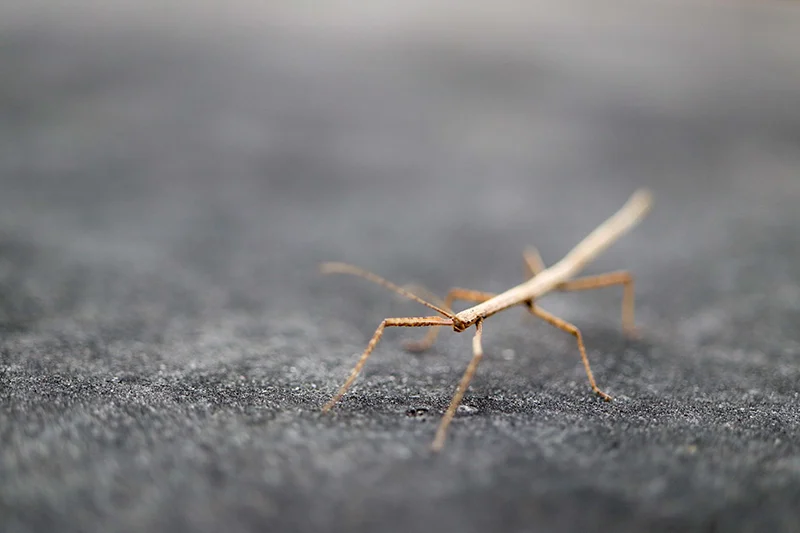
322;316;453;412
431;319;485;452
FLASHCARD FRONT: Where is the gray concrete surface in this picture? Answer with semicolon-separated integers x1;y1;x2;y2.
1;2;800;532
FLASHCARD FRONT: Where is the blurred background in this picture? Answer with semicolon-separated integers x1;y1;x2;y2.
2;1;800;532
2;0;799;330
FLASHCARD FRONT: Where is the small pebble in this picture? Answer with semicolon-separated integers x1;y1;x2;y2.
457;404;478;415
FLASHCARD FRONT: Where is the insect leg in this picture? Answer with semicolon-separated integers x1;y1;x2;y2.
322;316;453;412
431;319;485;452
523;246;546;277
527;304;612;402
555;271;637;337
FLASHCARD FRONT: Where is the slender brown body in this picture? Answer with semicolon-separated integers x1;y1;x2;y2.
320;189;653;451
456;189;652;327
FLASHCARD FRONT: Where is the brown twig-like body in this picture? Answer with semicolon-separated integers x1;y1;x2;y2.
320;189;653;451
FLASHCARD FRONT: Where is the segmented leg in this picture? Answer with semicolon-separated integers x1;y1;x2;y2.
523;246;546;277
556;271;636;336
527;304;612;401
431;319;484;452
322;316;453;412
523;245;637;336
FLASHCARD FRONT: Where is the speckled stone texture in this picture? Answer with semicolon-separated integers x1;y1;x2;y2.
1;2;800;532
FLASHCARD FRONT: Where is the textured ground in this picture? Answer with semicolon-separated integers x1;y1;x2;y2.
2;2;800;532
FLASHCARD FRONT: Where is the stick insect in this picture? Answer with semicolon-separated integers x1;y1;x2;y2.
320;189;653;451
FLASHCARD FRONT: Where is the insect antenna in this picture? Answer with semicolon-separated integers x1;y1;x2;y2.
319;262;457;320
